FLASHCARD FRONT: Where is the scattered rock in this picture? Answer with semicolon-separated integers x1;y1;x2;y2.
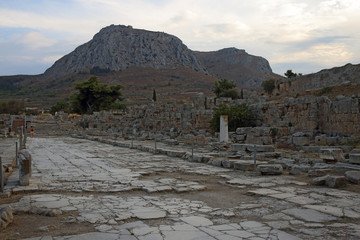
0;206;13;230
258;164;283;175
312;176;328;186
345;171;360;184
320;148;344;163
349;153;360;164
290;165;310;175
326;176;347;188
308;169;332;177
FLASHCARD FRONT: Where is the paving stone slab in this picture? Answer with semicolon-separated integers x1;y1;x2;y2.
282;208;337;222
180;216;213;227
247;189;282;196
304;205;343;217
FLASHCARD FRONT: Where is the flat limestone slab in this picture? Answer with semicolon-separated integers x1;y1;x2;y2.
180;216;213;227
248;189;282;196
282;208;337;223
131;208;166;220
304;205;343;217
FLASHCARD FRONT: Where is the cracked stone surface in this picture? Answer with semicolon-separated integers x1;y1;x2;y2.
1;137;360;240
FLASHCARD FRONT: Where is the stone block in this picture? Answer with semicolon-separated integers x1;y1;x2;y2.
345;171;360;184
308;169;332;177
236;134;246;141
230;144;249;152
289;165;310;175
312;175;328;185
196;134;207;146
320;148;344;163
349;154;360;164
292;136;310;146
258;164;283;175
247;145;275;152
326;137;338;146
221;160;236;168
326;176;347;188
233;160;254;171
315;135;326;145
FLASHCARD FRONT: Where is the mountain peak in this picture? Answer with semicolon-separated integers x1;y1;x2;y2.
44;24;206;78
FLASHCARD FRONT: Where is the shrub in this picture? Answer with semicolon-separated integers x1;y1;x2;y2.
261;79;275;94
210;104;255;132
212;79;239;99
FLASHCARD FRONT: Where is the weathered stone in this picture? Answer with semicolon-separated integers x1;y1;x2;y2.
282;208;337;223
19;149;32;186
349;153;360;164
230;144;249;152
326;137;338;146
247;145;275;152
221;160;235;168
180;216;213;227
258;164;283;175
312;175;328;185
325;176;347;188
315;135;327;145
345;171;360;184
233;160;254;171
289;165;310;175
320;148;344;163
219;115;229;143
308;169;332;177
292;136;310;146
0;206;13;230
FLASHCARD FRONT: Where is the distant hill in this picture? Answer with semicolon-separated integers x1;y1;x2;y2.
288;63;360;92
194;48;279;89
0;24;282;106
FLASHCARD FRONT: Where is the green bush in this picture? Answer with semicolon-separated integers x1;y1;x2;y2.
50;101;70;114
210;104;255;132
261;79;275;94
212;79;239;99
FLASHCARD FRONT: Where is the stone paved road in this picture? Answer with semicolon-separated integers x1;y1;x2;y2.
1;137;360;240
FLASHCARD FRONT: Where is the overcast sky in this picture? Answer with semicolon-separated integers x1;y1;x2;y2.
1;0;359;76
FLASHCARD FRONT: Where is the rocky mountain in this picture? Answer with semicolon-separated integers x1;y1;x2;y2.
194;48;278;89
43;25;279;88
1;24;283;106
44;25;206;79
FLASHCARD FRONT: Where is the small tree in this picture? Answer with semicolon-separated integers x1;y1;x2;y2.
261;79;275;94
210;104;255;132
212;79;239;99
284;70;298;78
71;76;123;114
50;101;70;114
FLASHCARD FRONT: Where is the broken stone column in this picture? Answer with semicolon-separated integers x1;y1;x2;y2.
19;149;32;186
219;115;229;143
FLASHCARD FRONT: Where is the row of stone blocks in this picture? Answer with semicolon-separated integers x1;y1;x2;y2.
230;144;275;153
73;135;281;175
